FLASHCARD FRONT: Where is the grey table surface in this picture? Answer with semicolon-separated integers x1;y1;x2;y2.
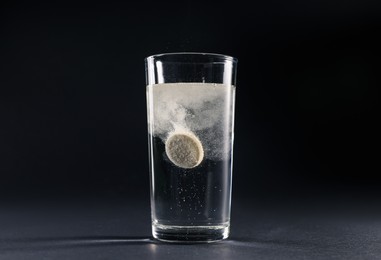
1;198;381;260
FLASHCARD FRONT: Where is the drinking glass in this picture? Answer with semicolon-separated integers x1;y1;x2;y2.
145;52;237;242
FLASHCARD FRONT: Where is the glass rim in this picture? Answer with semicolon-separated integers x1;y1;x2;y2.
145;52;238;63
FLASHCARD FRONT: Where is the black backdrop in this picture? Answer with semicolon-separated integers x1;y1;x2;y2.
0;0;380;203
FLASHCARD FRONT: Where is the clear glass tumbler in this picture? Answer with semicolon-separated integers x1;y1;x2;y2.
145;53;237;242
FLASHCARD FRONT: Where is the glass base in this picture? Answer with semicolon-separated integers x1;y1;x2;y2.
152;223;229;243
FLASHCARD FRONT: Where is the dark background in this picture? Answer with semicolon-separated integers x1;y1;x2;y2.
0;0;380;204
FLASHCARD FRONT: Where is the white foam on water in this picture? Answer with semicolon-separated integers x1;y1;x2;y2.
147;83;235;161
